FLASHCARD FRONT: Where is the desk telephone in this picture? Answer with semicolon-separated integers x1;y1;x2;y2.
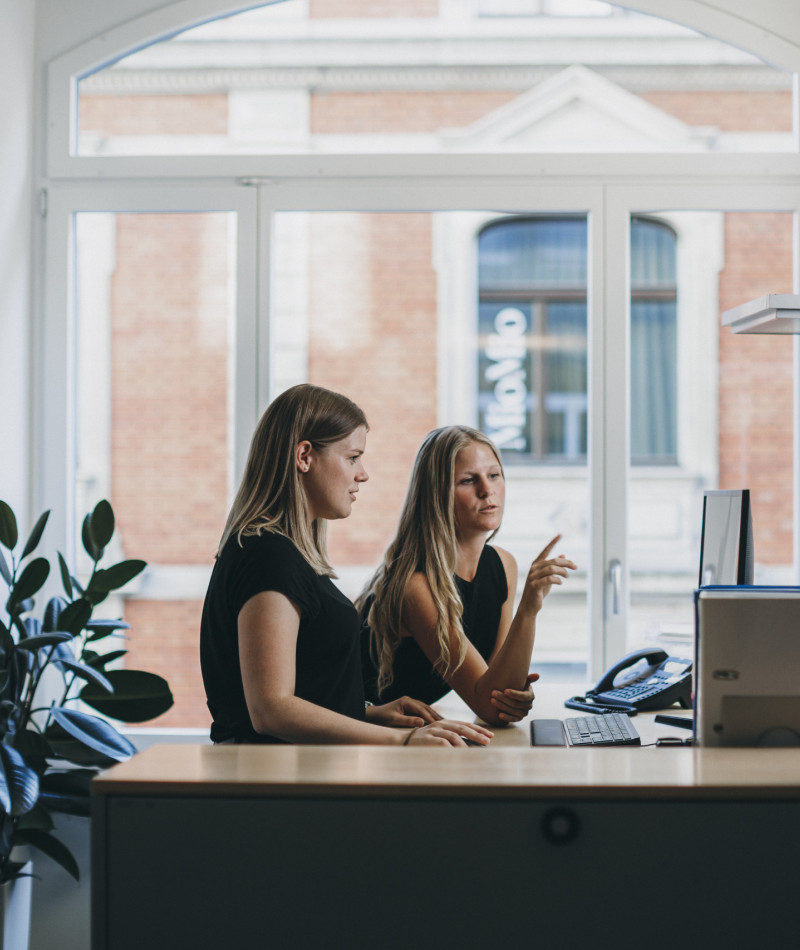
565;647;693;714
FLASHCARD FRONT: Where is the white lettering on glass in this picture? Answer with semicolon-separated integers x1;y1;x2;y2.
483;307;527;450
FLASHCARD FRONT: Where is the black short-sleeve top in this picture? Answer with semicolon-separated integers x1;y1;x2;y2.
362;544;509;706
200;531;366;743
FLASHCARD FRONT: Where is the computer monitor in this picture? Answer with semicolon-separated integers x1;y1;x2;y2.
698;489;754;586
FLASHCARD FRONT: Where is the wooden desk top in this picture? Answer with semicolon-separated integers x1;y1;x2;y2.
92;742;800;801
94;684;800;801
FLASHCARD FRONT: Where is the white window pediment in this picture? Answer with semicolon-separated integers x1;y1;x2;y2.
441;64;715;152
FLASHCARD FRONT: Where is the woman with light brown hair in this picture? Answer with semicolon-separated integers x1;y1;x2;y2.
358;425;576;727
200;385;492;746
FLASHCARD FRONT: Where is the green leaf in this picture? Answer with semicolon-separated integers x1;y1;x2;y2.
38;770;95;818
38;791;92;818
0;619;14;653
7;557;50;610
0;501;18;550
15;828;80;881
42;596;67;633
87;560;146;595
45;708;136;767
81;515;100;563
57;553;73;599
85;619;130;643
56;658;114;693
79;669;174;723
57;599;93;637
16;801;54;833
20;510;50;560
41;768;95;798
21;617;41;642
86;619;130;633
85;649;128;669
0;745;40;818
89;500;115;552
14;730;54;767
15;632;73;652
0;548;12;585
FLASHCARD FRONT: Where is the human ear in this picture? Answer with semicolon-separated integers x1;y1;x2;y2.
296;440;313;473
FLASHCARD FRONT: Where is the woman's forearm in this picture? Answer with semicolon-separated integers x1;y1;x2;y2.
468;607;537;723
249;694;407;745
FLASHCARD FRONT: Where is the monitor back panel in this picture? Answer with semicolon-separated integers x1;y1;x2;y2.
695;587;800;747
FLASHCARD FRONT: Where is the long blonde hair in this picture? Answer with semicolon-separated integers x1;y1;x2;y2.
218;384;368;576
357;425;503;695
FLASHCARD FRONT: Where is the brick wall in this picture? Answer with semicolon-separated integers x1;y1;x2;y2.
311;91;517;133
123;599;208;728
306;212;439;567
79;94;227;136
109;212;232;731
641;91;792;132
717;212;794;565
111;213;230;565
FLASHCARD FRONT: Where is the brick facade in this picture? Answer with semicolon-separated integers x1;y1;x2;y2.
307;212;438;567
641;91;792;132
717;213;794;565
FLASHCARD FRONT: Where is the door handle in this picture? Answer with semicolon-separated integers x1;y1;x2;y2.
609;559;622;616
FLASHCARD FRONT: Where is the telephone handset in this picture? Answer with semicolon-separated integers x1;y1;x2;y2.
565;647;693;714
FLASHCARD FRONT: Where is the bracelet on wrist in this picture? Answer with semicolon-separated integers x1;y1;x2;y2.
402;727;420;746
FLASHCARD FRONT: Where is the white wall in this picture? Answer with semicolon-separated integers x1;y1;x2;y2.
0;0;35;524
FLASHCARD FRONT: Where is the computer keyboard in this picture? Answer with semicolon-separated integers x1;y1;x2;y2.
530;712;641;747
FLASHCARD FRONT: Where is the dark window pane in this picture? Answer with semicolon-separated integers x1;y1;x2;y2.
630;300;677;461
545;302;588;459
479;217;587;291
631;217;676;291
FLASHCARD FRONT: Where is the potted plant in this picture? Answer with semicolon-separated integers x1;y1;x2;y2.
0;498;173;887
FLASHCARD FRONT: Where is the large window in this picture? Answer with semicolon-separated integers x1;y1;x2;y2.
43;0;799;723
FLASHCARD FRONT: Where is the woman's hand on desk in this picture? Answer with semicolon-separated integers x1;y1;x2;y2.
366;696;443;728
365;698;493;745
490;672;539;723
407;720;494;747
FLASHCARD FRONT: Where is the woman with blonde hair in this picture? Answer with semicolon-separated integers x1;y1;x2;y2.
358;425;576;727
200;385;492;746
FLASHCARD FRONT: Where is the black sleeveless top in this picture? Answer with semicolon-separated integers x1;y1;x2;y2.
201;531;366;743
361;545;508;705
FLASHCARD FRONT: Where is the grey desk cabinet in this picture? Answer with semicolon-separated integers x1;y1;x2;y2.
91;744;800;950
